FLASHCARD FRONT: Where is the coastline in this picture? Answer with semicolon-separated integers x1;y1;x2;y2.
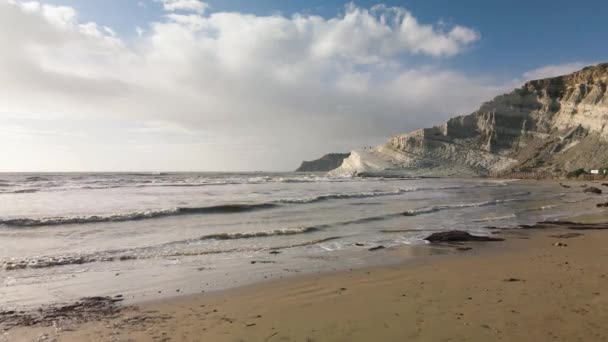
5;217;608;342
2;6;608;342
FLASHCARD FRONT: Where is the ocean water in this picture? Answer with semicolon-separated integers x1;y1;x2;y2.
0;172;605;308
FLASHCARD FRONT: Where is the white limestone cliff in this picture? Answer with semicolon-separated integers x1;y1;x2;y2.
330;63;608;177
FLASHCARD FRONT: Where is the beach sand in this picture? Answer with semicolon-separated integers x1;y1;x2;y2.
5;222;608;342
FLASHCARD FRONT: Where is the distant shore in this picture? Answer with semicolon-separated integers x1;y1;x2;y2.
6;214;608;341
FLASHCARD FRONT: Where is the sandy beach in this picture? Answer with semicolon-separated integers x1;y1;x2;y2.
3;1;608;341
4;218;608;342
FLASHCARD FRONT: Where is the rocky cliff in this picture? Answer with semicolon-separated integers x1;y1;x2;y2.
331;63;608;177
295;153;351;172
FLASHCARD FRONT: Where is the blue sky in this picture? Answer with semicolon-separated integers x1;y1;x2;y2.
0;0;606;171
41;0;608;79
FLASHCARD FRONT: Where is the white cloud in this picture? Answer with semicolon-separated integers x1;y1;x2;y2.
522;62;591;81
0;0;506;171
158;0;208;14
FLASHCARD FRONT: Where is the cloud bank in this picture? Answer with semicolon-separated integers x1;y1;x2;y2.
0;1;561;171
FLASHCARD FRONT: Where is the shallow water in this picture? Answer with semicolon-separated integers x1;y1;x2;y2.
0;172;605;308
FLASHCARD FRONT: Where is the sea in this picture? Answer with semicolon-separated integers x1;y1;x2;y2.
0;172;605;308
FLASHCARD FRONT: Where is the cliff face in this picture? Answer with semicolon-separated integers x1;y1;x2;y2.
295;153;351;172
332;63;608;177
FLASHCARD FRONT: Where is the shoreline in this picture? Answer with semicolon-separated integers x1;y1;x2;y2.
5;219;608;341
7;177;593;311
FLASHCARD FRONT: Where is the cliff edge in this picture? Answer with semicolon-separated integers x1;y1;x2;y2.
331;63;608;177
295;153;351;172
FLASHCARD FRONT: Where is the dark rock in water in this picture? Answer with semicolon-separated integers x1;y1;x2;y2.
269;251;281;255
368;246;385;251
559;183;571;188
602;183;608;187
425;231;504;242
584;187;602;194
504;278;523;282
550;233;584;239
457;247;473;251
597;202;608;208
295;153;350;172
355;243;365;247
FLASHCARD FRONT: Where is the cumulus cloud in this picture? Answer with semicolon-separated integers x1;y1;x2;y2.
157;0;208;14
0;0;503;171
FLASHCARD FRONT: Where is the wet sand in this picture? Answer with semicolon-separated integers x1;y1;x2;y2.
5;221;608;342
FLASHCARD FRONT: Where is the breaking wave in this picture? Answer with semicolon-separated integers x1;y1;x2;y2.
0;203;279;228
276;186;465;204
0;185;507;228
526;204;560;211
1;233;339;271
403;199;520;217
4;189;39;194
380;228;424;233
24;176;50;182
472;214;517;223
197;226;320;240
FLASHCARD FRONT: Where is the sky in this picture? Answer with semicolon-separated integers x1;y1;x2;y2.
1;0;607;172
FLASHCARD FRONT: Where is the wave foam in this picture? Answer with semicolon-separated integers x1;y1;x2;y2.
472;214;517;222
197;226;319;240
527;204;560;211
404;199;519;217
277;186;464;204
2;232;337;271
0;203;278;228
0;184;520;227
